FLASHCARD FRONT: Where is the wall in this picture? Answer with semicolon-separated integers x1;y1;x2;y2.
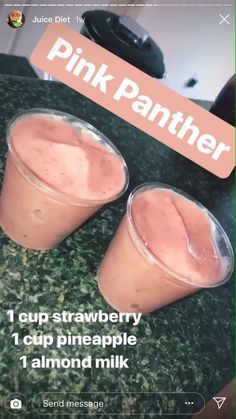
0;1;234;100
0;1;140;78
136;1;234;100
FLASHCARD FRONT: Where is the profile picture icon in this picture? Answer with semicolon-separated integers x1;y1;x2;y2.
7;11;25;29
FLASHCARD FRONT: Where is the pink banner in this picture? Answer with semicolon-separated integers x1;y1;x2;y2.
31;23;235;178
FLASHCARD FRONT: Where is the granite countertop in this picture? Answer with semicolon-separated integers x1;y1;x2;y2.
0;54;38;78
0;74;233;418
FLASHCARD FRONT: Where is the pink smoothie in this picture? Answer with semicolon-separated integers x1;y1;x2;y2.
98;185;232;313
0;111;128;249
132;189;219;286
11;115;126;201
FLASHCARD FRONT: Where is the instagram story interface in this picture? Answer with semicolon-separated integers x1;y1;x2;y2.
0;0;234;417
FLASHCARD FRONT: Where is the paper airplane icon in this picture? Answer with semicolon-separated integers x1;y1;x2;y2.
213;397;226;410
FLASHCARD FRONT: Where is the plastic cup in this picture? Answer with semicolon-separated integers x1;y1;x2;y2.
98;183;234;313
0;109;129;250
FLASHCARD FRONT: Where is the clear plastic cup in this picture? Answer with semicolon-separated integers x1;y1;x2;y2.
98;183;234;313
0;109;129;250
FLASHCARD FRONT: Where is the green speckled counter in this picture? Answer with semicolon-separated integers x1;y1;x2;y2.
0;74;233;418
0;54;38;78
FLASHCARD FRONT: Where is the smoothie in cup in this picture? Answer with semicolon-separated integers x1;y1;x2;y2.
0;109;128;250
98;183;233;313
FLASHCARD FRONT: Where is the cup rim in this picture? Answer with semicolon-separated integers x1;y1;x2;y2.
126;182;234;289
7;108;129;206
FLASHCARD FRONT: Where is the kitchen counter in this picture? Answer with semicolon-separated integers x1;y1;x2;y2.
0;74;233;418
0;54;38;78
